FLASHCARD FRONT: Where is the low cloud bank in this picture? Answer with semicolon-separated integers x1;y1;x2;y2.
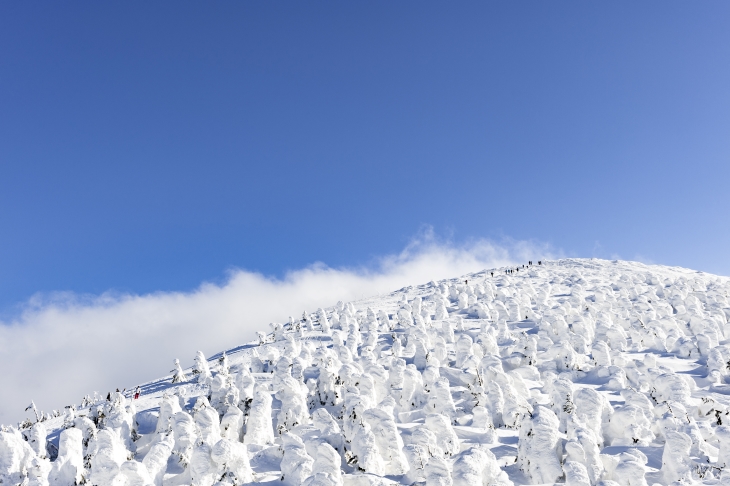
0;235;555;424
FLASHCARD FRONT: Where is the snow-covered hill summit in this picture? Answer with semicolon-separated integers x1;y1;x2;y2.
3;258;730;486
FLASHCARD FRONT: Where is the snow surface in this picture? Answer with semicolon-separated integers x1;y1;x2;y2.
3;258;730;486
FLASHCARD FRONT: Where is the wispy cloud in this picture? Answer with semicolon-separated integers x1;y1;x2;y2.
0;232;557;425
632;253;657;266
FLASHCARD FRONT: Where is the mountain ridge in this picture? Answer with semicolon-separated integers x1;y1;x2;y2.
3;257;730;486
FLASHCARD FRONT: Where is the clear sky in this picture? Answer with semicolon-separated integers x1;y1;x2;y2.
1;2;729;310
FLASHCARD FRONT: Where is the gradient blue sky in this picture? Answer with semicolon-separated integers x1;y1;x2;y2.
1;2;729;310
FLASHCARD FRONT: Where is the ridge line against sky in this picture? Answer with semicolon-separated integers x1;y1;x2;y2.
0;236;555;424
2;230;725;425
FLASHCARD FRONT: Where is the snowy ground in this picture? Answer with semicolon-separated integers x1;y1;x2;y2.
3;258;730;486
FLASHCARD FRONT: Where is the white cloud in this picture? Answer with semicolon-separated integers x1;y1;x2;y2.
0;233;557;425
632;253;657;266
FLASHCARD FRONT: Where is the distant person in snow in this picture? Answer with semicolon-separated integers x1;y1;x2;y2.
134;386;141;400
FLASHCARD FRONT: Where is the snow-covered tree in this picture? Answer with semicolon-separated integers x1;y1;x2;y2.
244;388;275;446
171;358;188;384
192;350;212;385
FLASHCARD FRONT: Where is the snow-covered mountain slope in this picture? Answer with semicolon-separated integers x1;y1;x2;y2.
3;258;730;486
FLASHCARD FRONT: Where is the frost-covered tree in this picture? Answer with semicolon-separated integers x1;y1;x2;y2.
410;427;444;459
318;308;331;333
192;351;213;385
48;428;86;486
142;433;173;486
220;405;244;442
425;414;460;457
517;405;562;484
425;456;452;486
188;443;217;486
171;411;197;469
193;397;222;446
275;375;310;433
0;428;38;485
87;429;128;485
426;378;456;419
349;421;385;475
564;421;603;485
661;430;693;483
171;358;188;384
210;373;239;416
610;449;649;486
452;447;512;486
119;460;153;486
303;443;342;486
455;334;474;368
27;421;47;459
362;408;408;475
280;433;313;485
244;389;275;446
211;438;253;485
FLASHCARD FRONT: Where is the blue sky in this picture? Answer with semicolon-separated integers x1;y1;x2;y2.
1;2;729;310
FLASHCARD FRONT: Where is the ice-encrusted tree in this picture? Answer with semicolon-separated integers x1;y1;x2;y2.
281;433;313;485
48;428;86;486
171;358;188;384
362;407;408;475
275;375;310;434
303;443;342;486
517;405;563;484
452;447;512;486
244;388;275;446
211;437;254;485
425;455;452;486
191;351;212;386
